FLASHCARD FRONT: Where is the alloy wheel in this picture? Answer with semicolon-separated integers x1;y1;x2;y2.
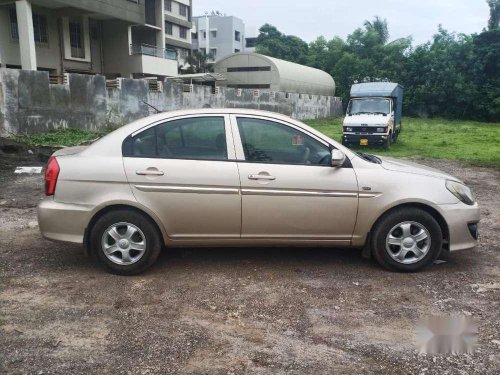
385;221;431;264
101;222;147;265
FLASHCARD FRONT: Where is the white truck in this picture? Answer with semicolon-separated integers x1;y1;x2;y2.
342;82;403;149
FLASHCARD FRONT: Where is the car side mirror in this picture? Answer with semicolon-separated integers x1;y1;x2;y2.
331;149;346;167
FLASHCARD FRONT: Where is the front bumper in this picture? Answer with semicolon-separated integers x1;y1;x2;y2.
37;198;93;244
438;202;480;251
343;133;388;146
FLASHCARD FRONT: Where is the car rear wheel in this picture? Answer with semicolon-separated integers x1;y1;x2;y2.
89;209;162;275
371;208;442;272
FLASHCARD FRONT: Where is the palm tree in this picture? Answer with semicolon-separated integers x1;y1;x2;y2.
487;0;499;30
364;16;390;44
181;51;215;74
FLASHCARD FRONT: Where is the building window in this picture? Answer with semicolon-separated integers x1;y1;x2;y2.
235;30;241;42
246;37;257;48
210;48;217;58
211;30;217;38
9;8;48;44
165;0;172;12
165;22;173;35
179;27;187;39
9;9;19;40
32;13;48;44
234;49;240;53
203;31;206;39
179;4;187;17
227;66;271;72
192;32;198;39
69;18;85;58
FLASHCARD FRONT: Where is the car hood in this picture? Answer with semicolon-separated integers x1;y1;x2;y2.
378;156;461;182
344;114;390;126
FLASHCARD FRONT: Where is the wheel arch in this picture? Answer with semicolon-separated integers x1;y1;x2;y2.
364;202;450;256
83;204;167;255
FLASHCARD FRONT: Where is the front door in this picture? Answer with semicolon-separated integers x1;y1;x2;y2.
123;115;241;239
231;115;359;243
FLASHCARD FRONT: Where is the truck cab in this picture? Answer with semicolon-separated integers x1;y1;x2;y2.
342;82;403;149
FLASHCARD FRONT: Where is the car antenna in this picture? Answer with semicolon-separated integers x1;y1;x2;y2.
142;101;162;114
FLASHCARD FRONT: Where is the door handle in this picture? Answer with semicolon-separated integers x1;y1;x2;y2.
136;169;164;176
248;174;276;181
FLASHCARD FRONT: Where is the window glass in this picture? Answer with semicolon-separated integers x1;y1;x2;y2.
33;14;48;43
165;22;173;35
126;126;156;157
237;118;331;166
69;18;84;58
157;117;227;160
123;117;228;161
9;9;19;39
179;4;187;17
179;27;187;39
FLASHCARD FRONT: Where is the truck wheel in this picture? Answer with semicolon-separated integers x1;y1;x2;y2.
383;136;391;150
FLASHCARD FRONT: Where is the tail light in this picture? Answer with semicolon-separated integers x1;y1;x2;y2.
45;156;60;196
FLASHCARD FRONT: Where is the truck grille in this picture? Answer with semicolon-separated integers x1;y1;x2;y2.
344;126;376;133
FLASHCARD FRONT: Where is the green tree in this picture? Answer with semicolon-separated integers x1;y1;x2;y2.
256;24;309;64
182;51;215;73
487;0;500;30
254;18;499;121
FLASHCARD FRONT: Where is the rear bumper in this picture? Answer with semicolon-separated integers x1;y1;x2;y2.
37;198;92;244
438;202;480;251
343;133;388;145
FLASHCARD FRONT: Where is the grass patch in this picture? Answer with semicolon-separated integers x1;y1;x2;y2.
305;117;500;168
14;128;105;147
12;118;500;168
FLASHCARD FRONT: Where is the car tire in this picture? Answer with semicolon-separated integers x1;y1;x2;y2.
89;209;162;275
371;208;443;272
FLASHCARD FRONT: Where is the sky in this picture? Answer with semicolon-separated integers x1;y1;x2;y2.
192;0;490;45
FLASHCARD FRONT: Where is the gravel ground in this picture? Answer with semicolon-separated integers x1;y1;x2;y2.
0;142;499;374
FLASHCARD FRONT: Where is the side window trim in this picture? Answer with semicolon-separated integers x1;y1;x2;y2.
125;114;236;161
229;114;332;165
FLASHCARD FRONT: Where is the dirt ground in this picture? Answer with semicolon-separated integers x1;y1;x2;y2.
1;141;499;374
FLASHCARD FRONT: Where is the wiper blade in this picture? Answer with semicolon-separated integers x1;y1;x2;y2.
357;152;382;164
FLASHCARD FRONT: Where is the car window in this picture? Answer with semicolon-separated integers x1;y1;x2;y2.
236;117;331;166
123;117;228;160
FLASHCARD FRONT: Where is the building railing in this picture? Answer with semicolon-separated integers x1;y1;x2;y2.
130;44;177;60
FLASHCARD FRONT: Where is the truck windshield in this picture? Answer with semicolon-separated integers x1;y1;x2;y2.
348;98;391;115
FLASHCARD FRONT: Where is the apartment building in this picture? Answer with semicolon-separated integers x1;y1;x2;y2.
191;15;246;62
164;0;192;67
0;0;187;78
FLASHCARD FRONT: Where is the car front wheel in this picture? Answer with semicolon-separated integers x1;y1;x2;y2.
371;208;443;272
89;209;162;275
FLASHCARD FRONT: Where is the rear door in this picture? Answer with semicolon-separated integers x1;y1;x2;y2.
123;115;241;240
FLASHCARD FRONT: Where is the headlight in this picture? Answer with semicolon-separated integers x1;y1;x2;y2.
446;180;475;205
344;127;353;132
376;127;387;133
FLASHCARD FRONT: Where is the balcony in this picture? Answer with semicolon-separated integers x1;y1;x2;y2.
130;44;177;60
129;44;178;77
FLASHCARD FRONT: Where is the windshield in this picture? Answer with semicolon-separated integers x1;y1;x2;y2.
348;98;391;115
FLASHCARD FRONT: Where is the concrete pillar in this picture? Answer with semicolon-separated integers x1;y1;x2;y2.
15;0;37;70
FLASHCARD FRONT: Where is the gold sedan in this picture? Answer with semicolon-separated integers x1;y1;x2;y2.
38;109;479;275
